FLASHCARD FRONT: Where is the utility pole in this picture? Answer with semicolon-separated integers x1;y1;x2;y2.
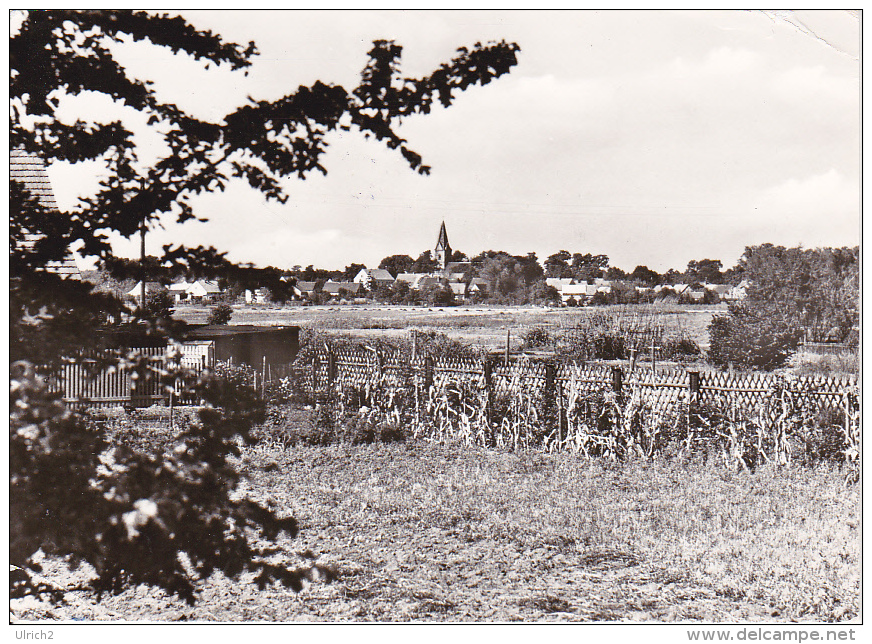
140;216;146;310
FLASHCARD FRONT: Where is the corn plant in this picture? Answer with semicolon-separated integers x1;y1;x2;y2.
561;379;622;459
842;385;860;485
418;379;489;447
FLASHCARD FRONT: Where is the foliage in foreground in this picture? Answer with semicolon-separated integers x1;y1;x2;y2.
10;361;307;604
10;9;519;604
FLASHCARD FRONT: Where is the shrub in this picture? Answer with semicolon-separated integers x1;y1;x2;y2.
708;305;801;370
522;326;553;350
661;336;701;361
207;304;233;325
144;289;174;319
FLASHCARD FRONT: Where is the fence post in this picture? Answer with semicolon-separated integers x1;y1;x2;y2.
844;388;852;450
505;329;511;366
414;357;420;428
611;366;623;396
482;357;493;444
687;370;700;433
545;361;558;449
424;356;434;392
311;352;318;393
328;349;336;386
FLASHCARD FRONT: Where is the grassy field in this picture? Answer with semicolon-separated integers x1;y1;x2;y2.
11;429;860;623
176;303;725;351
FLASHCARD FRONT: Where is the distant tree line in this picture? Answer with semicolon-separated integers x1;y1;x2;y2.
269;248;746;307
708;245;858;370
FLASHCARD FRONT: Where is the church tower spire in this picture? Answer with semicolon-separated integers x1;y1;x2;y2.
434;221;451;272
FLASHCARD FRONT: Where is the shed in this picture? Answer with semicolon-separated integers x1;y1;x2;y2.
183;325;300;368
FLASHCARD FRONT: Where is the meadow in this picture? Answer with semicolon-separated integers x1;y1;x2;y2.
11;304;858;623
11;429;859;622
176;302;724;352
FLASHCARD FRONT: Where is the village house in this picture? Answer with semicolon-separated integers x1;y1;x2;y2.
468;277;488;294
724;280;749;302
292;280;318;300
186;279;222;302
559;282;593;303
169;281;191;303
322;280;361;299
353;267;395;290
448;282;467;299
395;273;440;290
546;277;575;291
704;283;732;299
126;281;166;301
244;287;270;304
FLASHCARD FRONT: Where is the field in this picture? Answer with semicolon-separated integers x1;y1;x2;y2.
176;303;725;352
11;304;858;623
11;418;860;623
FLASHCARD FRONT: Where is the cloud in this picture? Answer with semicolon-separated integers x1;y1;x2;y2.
756;168;857;216
746;169;859;246
773;64;857;107
665;46;759;78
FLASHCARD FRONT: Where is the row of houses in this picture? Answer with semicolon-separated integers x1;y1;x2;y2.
283;265;489;303
127;279;223;303
546;277;748;304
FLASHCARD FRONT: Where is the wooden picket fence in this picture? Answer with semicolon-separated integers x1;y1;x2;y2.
49;346;209;409
301;347;860;463
304;348;856;417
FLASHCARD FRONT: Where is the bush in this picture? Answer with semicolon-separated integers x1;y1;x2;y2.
208;304;233;325
261;385;410;447
661;336;701;361
708;305;801;370
522;326;553;350
144;289;174;319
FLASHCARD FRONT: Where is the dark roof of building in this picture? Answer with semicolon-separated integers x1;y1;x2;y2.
185;325;299;338
435;221;449;250
323;281;360;294
444;261;471;274
365;268;394;281
294;281;317;291
11;148;81;280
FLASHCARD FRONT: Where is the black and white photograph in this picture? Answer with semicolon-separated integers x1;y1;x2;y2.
9;7;861;633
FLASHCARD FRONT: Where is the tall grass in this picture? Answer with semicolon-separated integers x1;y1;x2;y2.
523;308;702;362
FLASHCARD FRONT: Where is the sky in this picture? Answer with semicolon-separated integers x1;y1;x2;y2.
39;9;861;273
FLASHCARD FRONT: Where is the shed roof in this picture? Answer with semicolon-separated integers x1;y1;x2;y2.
185;325;298;338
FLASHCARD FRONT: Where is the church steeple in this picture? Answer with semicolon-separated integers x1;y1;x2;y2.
434;221;451;271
